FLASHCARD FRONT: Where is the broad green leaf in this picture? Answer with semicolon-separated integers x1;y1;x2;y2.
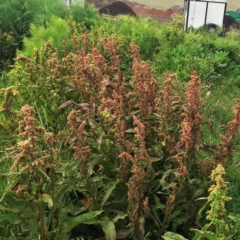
191;229;217;240
162;231;188;240
169;210;181;221
96;158;115;173
88;119;104;137
0;214;21;224
0;177;21;201
112;212;127;223
0;206;19;213
63;203;90;216
0;171;19;176
58;207;68;227
0;135;19;142
64;161;80;176
42;194;53;208
159;179;176;190
101;179;119;208
192;188;205;199
100;217;116;240
91;176;104;182
162;169;179;179
144;114;160;120
53;181;74;206
60;210;103;235
154;194;165;210
2;194;37;219
191;223;213;240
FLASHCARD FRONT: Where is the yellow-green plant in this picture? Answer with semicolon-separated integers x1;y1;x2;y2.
0;86;20;147
191;164;232;240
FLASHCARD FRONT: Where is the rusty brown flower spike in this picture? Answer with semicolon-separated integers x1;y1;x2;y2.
180;71;203;154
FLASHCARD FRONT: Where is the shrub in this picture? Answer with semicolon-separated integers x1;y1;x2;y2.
6;31;240;239
69;3;100;29
153;30;239;83
89;15;161;61
18;15;72;58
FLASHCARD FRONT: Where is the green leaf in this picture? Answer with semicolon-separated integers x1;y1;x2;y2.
60;210;103;235
0;135;19;142
144;114;160;120
154;194;165;210
169;210;181;221
53;181;73;206
99;217;116;240
38;168;50;181
101;179;119;208
41;194;53;208
192;188;205;199
1;194;37;219
191;229;217;240
197;201;209;219
0;177;21;202
112;211;128;223
88;119;104;137
150;207;161;225
162;231;188;240
61;203;90;216
159;179;176;190
64;161;80;176
0;214;21;225
191;223;213;240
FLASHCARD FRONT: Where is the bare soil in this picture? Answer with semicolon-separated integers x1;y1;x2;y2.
87;0;238;11
99;1;136;16
86;0;240;23
86;0;183;22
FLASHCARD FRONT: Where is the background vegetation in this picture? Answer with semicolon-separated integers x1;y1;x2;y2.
1;1;240;239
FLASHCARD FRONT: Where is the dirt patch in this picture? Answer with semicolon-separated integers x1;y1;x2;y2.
99;1;136;16
223;15;239;30
86;0;182;22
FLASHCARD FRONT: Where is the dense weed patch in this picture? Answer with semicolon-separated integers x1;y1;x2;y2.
0;9;240;240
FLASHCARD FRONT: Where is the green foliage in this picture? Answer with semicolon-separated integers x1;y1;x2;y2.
69;3;100;29
0;0;67;51
18;15;72;58
0;0;98;74
0;29;17;72
2;12;240;240
9;41;72;133
89;15;161;61
89;14;239;84
154;31;238;82
162;231;188;240
0;0;31;49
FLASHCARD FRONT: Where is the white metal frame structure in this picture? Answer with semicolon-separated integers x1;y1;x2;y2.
184;0;227;30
